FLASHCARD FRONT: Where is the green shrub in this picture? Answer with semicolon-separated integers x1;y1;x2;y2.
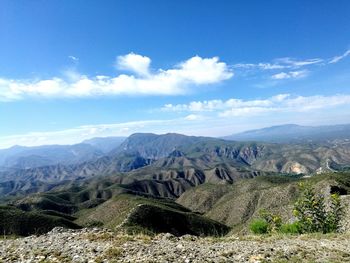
279;222;301;234
259;209;282;232
249;219;269;234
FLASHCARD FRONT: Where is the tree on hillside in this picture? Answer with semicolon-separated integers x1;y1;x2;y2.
250;182;345;234
293;182;344;233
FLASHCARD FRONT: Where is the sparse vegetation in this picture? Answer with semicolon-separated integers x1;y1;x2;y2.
249;219;269;234
249;209;282;234
279;222;301;234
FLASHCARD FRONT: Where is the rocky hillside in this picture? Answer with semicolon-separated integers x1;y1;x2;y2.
2;227;350;262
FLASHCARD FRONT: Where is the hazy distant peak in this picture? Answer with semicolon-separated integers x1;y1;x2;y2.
224;123;350;143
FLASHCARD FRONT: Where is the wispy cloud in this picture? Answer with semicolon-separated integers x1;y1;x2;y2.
232;63;287;70
232;49;350;80
233;57;323;71
329;49;350;64
0;53;233;101
235;49;350;71
271;70;308;80
274;57;323;67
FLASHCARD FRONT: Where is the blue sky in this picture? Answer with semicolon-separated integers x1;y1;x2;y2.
0;0;350;148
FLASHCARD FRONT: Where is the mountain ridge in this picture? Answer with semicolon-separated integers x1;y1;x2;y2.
224;123;350;143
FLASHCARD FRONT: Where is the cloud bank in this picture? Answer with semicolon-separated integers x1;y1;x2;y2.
1;49;349;102
1;93;350;149
162;94;350;117
0;54;233;101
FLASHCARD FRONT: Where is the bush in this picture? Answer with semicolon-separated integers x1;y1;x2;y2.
279;222;301;234
249;209;282;234
249;219;269;234
259;209;282;232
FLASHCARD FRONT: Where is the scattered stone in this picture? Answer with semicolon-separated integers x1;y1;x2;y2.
1;228;350;262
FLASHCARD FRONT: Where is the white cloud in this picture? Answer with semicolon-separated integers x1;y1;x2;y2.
271;72;289;80
173;56;233;84
0;54;233;101
329;49;350;64
116;53;151;76
271;70;308;80
162;94;350;118
162;95;282;113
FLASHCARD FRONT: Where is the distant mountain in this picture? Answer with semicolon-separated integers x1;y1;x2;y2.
0;143;104;170
82;136;126;153
0;136;126;171
223;124;350;143
111;133;216;158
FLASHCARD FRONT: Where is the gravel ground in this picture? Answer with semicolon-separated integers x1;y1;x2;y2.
1;227;350;262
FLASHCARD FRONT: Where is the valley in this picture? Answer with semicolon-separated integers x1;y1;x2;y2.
0;125;350;239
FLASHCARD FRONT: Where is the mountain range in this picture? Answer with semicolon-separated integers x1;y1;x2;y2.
1;124;350;236
2;123;349;173
0;125;350;198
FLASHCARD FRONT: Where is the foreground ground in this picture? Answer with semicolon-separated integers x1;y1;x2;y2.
1;227;350;263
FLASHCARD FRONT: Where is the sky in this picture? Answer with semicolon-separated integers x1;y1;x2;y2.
0;0;350;148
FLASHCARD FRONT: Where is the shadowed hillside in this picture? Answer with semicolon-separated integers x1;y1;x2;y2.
76;194;230;236
0;206;80;236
